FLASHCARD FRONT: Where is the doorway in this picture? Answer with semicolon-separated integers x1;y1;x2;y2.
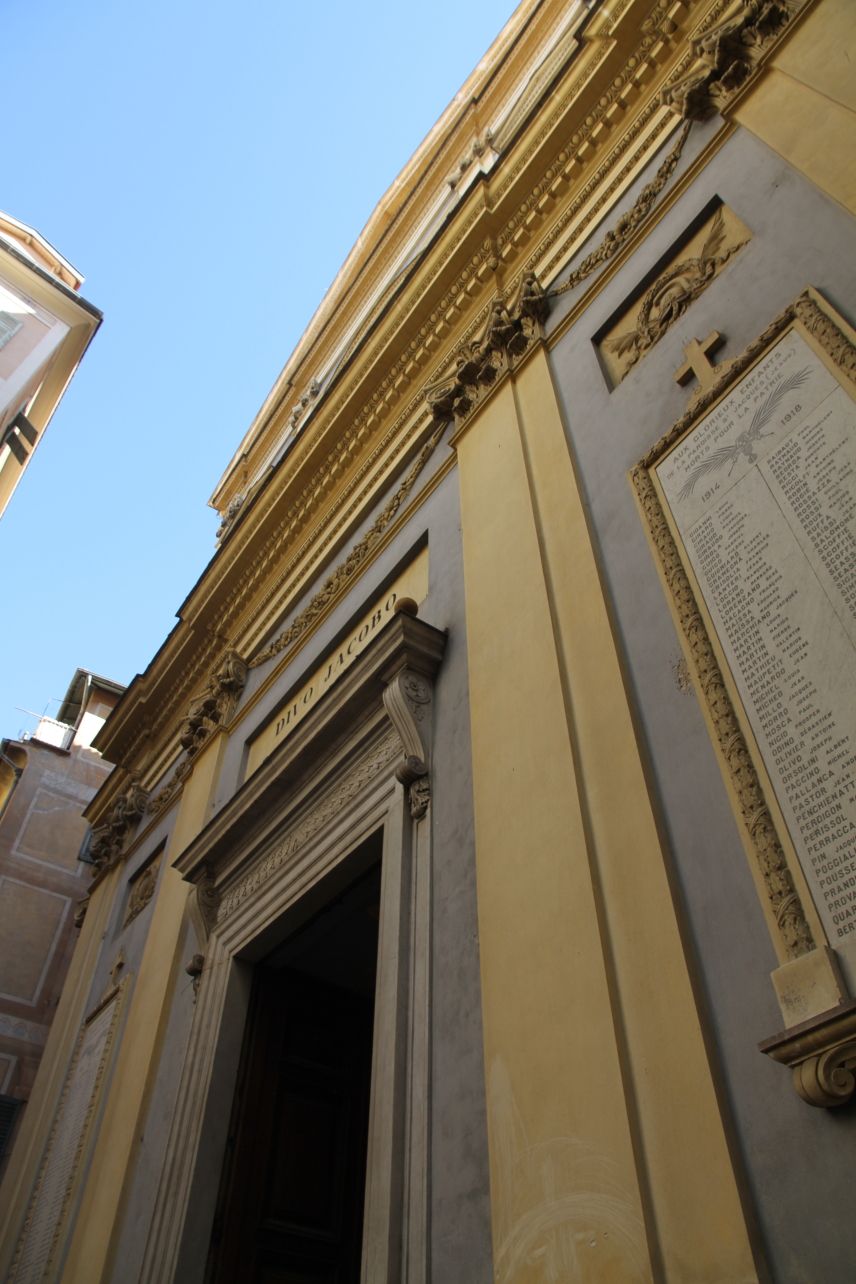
207;853;382;1284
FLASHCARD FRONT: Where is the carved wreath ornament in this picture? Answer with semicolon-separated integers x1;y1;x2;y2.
605;207;748;375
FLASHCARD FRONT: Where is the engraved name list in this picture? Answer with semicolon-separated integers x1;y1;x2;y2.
656;331;856;943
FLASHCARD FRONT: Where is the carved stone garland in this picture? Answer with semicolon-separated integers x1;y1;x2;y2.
249;421;447;670
632;291;856;961
148;652;248;815
178;651;248;757
547;121;693;300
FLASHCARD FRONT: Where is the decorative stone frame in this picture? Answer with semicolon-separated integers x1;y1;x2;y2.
9;979;129;1282
139;610;445;1282
631;287;856;1105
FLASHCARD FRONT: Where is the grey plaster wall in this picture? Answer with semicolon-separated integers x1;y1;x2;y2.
547;120;856;1283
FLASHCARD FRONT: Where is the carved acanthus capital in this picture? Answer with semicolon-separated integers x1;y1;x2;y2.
661;0;794;120
383;666;435;820
426;274;549;429
761;1002;856;1108
89;777;150;873
179;650;248;759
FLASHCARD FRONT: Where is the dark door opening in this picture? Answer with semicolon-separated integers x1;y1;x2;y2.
208;856;381;1284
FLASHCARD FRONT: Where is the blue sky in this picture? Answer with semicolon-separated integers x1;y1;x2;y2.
1;0;519;739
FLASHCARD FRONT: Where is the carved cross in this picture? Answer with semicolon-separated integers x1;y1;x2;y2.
674;330;725;391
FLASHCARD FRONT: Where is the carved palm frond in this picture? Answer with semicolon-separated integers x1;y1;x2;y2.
699;206;726;264
605;328;639;357
747;366;811;438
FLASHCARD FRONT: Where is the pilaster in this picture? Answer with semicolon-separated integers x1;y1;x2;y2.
454;333;759;1280
60;731;229;1283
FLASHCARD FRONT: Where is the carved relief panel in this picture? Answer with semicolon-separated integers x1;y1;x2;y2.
596;200;751;388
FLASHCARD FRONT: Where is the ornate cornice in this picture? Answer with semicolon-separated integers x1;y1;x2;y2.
218;731;401;920
95;0;803;791
173;612;446;906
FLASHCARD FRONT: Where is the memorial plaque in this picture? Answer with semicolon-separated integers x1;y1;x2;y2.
11;985;126;1282
635;292;856;950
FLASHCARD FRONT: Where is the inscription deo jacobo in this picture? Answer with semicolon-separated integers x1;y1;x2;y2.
245;550;428;778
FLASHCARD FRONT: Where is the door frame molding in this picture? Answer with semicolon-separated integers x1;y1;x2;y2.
140;612;445;1283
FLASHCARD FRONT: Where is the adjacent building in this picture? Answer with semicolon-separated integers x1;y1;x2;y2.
1;1;854;1280
0;672;122;1170
0;213;101;518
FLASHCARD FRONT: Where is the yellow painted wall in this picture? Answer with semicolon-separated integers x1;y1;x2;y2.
0;865;119;1280
60;733;227;1283
734;0;856;215
455;348;758;1282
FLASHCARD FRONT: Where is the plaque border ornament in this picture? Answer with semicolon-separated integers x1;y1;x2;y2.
631;287;856;1105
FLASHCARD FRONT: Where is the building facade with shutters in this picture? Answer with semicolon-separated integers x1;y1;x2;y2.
1;1;854;1280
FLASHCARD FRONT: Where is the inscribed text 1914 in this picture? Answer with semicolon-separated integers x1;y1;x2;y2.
656;331;856;943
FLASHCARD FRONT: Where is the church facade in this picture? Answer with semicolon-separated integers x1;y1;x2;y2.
2;0;855;1280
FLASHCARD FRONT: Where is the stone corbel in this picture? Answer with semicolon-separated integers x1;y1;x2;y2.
660;0;795;121
89;777;150;873
426;273;549;430
383;655;435;822
760;1002;856;1107
187;862;221;945
178;650;249;760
